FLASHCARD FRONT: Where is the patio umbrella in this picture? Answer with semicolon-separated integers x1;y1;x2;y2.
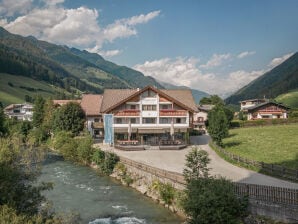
128;119;132;141
170;119;174;140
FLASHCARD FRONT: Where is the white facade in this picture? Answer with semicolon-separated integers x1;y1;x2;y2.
4;103;33;121
113;90;190;131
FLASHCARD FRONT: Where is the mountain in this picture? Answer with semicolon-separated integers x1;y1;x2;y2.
0;27;206;106
158;81;209;103
69;48;164;88
225;52;298;105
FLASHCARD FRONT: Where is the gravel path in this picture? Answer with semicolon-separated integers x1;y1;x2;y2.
97;135;298;189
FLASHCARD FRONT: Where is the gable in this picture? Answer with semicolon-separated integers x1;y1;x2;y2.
101;86;198;113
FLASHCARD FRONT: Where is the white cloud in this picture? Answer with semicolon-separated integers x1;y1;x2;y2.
200;53;231;69
0;0;33;17
1;3;160;56
43;0;64;6
98;49;122;57
134;57;267;96
237;51;255;59
102;10;160;43
268;52;294;68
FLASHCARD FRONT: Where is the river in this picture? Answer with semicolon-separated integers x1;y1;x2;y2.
38;154;184;224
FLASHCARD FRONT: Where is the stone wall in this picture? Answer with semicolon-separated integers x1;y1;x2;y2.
115;156;298;223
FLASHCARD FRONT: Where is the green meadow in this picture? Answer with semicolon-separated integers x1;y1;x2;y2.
222;124;298;169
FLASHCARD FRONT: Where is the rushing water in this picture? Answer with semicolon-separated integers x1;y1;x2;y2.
38;154;184;224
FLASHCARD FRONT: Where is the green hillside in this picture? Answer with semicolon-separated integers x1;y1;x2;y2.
0;73;69;106
275;89;298;108
69;48;164;89
0;27;208;105
225;52;298;105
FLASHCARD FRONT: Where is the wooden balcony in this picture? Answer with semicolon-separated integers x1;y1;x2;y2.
159;109;187;116
114;109;140;117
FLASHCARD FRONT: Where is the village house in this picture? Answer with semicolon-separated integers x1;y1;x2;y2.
100;86;197;149
4;103;34;121
193;104;214;131
245;101;289;120
80;94;104;139
240;98;268;111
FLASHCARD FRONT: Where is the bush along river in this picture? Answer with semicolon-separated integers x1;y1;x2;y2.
38;154;184;224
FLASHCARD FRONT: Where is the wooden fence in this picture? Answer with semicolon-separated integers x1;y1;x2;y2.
119;156;298;206
210;141;298;182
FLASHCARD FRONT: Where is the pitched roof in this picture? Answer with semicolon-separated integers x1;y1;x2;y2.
80;94;103;116
160;89;198;112
53;100;81;106
101;86;198;113
101;89;139;112
247;101;290;111
197;104;215;111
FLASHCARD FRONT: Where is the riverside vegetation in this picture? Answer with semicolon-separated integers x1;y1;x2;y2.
1;96;250;223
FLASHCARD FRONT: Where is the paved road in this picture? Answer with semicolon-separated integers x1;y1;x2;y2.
97;135;298;189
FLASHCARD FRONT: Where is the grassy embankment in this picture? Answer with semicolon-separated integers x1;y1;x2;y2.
222;124;298;170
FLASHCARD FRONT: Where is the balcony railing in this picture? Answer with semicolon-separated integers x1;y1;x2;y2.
159;109;187;116
114;109;140;117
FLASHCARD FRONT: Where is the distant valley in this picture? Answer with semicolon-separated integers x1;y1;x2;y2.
0;27;208;106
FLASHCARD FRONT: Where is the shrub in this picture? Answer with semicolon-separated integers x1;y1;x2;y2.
92;150;119;175
182;177;247;224
159;182;175;206
76;135;94;164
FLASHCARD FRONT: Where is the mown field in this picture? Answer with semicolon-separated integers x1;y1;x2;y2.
222;124;298;169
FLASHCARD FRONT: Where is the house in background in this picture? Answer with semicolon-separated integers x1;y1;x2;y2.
52;99;81;107
193;104;214;131
100;86;197;148
80;94;104;139
4;103;34;121
246;101;289;120
240;99;268;111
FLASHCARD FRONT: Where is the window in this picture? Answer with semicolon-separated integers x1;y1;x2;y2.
94;118;99;122
143;90;156;97
130;105;136;110
142;105;156;111
130;118;137;124
115;118;122;124
142;118;156;124
160;118;170;124
176;118;181;124
161;104;171;110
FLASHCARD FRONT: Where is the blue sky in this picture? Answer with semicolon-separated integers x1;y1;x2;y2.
0;0;297;96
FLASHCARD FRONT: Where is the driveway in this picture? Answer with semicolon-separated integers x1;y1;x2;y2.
98;135;298;189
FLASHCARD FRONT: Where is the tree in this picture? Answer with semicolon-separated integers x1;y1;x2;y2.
183;147;210;182
0;102;6;136
182;177;247;224
52;102;85;135
32;95;45;128
207;105;229;146
77;135;94;164
223;106;234;126
181;148;248;224
200;95;224;105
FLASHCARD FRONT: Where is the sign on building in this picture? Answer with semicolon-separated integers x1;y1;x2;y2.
104;114;114;145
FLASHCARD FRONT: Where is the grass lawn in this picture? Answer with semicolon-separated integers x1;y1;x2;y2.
222;124;298;169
